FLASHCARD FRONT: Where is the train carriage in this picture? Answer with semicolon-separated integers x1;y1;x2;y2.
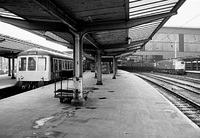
16;48;73;90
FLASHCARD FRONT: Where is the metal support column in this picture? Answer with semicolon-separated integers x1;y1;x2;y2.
8;58;11;76
71;34;85;106
112;56;116;79
96;50;103;85
94;54;97;78
11;55;15;79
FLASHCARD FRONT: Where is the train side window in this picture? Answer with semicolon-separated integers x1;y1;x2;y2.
28;57;36;71
67;60;69;70
38;57;46;71
62;59;65;70
69;61;73;69
19;57;26;71
53;58;58;72
59;60;62;70
65;60;68;70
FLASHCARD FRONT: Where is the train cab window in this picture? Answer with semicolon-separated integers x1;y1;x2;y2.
19;57;26;71
28;57;36;71
38;57;46;71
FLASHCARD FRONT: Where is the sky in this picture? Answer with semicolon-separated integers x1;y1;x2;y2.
164;0;200;28
0;0;200;51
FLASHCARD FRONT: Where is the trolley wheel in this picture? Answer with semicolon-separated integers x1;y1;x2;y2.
59;98;64;103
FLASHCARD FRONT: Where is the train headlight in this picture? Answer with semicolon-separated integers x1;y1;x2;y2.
20;76;24;80
40;76;44;80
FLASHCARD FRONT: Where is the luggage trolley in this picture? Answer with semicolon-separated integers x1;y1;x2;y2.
54;70;73;103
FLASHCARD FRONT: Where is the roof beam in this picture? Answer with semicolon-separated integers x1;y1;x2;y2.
116;51;136;58
102;38;150;49
83;11;177;33
84;34;100;49
35;0;78;32
0;16;68;31
105;47;140;56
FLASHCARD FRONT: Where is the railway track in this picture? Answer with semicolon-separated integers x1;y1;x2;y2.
134;73;200;127
152;72;200;85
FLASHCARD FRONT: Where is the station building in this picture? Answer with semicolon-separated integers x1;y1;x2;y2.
130;27;200;62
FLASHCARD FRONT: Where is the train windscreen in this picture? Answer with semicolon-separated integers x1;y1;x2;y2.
28;57;36;71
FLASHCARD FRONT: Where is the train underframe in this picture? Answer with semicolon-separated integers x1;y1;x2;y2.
155;68;185;75
16;80;49;91
16;70;73;91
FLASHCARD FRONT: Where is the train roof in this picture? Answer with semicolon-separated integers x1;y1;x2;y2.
18;48;73;59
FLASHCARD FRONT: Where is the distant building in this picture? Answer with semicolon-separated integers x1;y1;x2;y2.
134;27;200;60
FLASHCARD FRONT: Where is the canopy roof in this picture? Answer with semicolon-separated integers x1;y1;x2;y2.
0;0;185;57
0;34;66;58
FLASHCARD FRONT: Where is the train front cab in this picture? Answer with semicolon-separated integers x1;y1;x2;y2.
174;59;185;75
16;55;51;89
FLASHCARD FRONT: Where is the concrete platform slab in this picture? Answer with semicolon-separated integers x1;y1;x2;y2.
0;70;199;138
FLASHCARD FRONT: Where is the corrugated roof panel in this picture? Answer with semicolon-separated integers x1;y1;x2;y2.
0;8;24;20
129;19;163;42
129;0;178;18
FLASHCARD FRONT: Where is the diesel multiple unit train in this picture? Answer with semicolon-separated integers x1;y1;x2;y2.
16;48;73;90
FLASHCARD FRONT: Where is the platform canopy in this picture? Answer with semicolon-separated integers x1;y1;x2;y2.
0;0;185;58
0;34;66;58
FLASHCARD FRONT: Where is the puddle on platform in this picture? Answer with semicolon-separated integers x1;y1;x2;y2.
86;106;97;109
33;110;75;129
108;90;114;92
99;97;107;99
33;116;54;129
84;87;98;91
44;130;63;137
75;107;81;110
25;131;63;138
66;111;75;117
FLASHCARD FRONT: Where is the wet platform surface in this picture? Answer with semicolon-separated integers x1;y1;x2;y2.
0;70;200;138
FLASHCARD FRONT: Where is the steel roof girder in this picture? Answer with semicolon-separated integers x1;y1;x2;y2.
0;16;69;32
35;0;78;32
102;38;150;49
84;34;100;49
82;11;177;33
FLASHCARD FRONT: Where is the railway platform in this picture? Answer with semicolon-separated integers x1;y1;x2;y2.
0;74;16;89
186;70;200;79
0;70;200;138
